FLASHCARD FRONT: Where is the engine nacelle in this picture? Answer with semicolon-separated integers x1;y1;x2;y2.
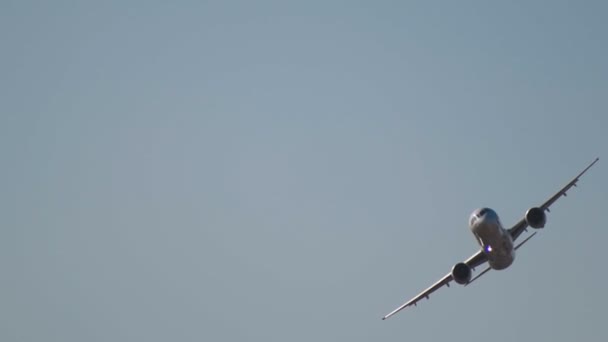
451;262;472;285
525;207;546;229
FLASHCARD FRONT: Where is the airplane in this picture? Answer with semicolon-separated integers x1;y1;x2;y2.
382;158;599;320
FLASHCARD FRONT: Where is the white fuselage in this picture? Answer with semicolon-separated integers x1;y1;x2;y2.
469;208;514;270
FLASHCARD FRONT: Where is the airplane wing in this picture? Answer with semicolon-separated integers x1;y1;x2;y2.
383;158;598;320
381;249;487;320
509;158;599;241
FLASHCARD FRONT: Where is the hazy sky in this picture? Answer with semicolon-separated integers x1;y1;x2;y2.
2;1;607;341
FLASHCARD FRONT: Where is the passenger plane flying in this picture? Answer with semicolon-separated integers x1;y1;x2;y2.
382;158;599;320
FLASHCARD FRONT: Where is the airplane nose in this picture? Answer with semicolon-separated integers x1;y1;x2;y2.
481;210;499;223
479;214;496;226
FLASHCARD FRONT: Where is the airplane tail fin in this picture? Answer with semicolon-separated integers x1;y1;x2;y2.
467;232;538;287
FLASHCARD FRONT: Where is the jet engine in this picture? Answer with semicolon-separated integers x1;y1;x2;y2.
525;207;546;229
451;262;472;285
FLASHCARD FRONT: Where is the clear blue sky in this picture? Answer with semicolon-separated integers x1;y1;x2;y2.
2;1;607;341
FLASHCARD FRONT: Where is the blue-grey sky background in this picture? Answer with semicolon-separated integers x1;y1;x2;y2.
2;1;607;341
